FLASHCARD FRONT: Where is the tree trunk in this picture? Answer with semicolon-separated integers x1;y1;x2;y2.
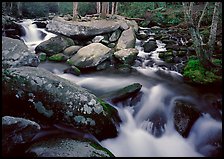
96;2;101;14
197;2;209;30
208;2;221;57
107;2;110;14
115;2;118;14
111;2;115;14
17;2;22;17
101;2;107;18
73;2;78;20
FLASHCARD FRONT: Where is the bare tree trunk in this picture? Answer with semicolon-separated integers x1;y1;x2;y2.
101;2;107;18
73;2;78;20
197;2;209;29
115;2;118;14
208;2;221;56
97;2;101;14
111;2;115;14
107;2;110;14
17;2;22;17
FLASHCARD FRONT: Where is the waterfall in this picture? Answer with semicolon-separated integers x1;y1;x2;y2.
19;19;56;53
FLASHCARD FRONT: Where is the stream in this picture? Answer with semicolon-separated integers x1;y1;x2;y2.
18;19;222;157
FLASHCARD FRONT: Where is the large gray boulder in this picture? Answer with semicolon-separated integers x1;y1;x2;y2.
2;37;40;69
26;137;114;157
143;39;158;53
35;35;74;56
2;116;40;156
114;48;139;65
46;16;120;38
116;27;136;50
68;43;112;69
2;67;121;140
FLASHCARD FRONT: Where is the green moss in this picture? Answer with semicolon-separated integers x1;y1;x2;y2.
48;53;67;62
39;53;47;62
66;59;75;66
90;142;115;157
97;98;115;115
183;59;221;84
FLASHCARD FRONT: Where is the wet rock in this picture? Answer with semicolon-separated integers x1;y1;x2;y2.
173;100;202;138
116;27;136;50
2;116;40;156
101;83;142;103
63;45;82;57
48;53;69;62
2;36;40;69
143;39;157;53
64;66;81;76
2;67;120;140
26;137;114;157
32;21;48;28
68;43;112;69
35;35;74;56
114;48;139;65
92;35;104;43
109;29;122;42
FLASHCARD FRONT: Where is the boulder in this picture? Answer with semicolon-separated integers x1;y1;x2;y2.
26;136;114;157
38;52;47;62
46;16;120;38
125;20;139;32
109;29;122;42
101;83;142;103
2;116;40;156
92;35;104;43
2;67;120;140
173;100;202;138
64;66;81;76
114;48;139;65
63;45;82;56
2;36;40;69
143;39;157;53
116;27;136;50
68;43;112;69
35;35;74;56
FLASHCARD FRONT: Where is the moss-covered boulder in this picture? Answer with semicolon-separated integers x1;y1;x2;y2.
63;45;82;57
64;66;81;76
2;37;40;69
2;67;121;140
26;137;114;157
38;52;47;62
101;83;142;103
114;48;139;65
2;116;41;156
48;53;68;62
143;39;157;53
35;35;74;56
173;100;202;138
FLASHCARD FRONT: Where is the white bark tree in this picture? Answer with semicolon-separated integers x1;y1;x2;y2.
73;2;78;20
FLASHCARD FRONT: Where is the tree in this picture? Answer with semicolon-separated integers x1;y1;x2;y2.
96;2;101;14
73;2;78;20
182;2;221;69
101;2;108;18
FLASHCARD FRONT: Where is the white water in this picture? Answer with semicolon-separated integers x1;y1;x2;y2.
19;19;56;52
20;20;221;157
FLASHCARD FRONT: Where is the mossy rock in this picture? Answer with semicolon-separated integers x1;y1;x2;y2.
64;66;81;76
101;83;142;103
48;53;68;62
38;53;47;62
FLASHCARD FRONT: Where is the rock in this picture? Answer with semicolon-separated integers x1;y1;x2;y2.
96;60;111;71
109;29;122;42
136;32;148;40
32;21;48;28
26;137;114;157
92;35;104;43
2;67;120;140
68;43;112;69
48;53;69;62
119;21;129;30
46;16;120;38
2;116;40;156
162;39;177;45
125;20;139;32
38;52;47;62
116;64;133;73
114;48;139;65
143;39;157;52
2;37;40;69
116;27;136;50
64;66;81;76
63;45;82;57
173;100;202;138
35;35;74;56
101;83;142;103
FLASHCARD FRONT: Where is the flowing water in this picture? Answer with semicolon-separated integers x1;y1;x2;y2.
19;19;222;157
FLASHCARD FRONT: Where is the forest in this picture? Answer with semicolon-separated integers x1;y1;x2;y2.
2;2;222;157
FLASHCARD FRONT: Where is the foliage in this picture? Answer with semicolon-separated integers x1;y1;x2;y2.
78;2;96;16
21;2;49;18
183;59;221;84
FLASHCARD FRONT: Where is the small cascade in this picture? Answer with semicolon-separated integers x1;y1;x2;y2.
18;19;56;53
